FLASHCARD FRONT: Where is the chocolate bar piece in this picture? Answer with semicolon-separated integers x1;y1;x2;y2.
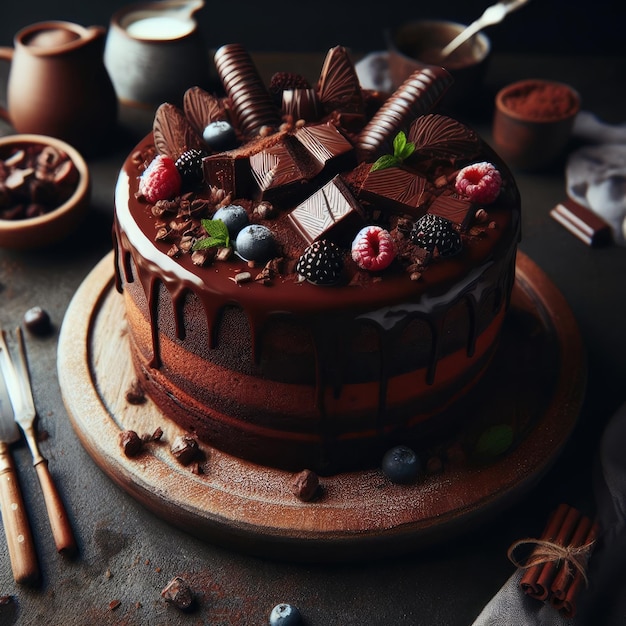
428;191;475;230
355;165;429;218
249;135;320;204
550;198;612;247
294;123;356;173
288;175;364;245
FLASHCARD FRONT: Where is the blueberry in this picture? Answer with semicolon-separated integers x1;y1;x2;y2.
381;445;421;484
213;204;249;237
235;224;276;263
269;603;302;626
202;120;238;151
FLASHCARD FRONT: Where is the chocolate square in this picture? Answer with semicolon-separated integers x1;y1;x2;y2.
355;165;429;218
428;191;475;230
294;123;356;174
288;175;364;245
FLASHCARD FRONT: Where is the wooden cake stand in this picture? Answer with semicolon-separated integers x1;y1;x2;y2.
58;251;585;562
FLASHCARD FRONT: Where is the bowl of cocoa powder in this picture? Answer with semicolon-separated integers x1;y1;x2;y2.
492;79;580;171
0;134;90;249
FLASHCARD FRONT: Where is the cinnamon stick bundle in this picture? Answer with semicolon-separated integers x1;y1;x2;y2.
508;503;598;619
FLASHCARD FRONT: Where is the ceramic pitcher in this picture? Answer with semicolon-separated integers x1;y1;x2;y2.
104;0;212;107
0;21;118;153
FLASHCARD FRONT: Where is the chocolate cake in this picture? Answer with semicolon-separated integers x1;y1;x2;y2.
113;44;521;475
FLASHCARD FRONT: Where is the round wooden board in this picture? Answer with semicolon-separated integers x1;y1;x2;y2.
58;251;585;562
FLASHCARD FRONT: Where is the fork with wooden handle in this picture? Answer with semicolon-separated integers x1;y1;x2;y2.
0;328;77;557
0;344;39;584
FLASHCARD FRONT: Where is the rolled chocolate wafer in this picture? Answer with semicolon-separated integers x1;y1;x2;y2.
214;44;282;137
356;66;453;161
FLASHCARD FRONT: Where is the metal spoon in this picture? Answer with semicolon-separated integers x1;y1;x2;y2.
441;0;531;59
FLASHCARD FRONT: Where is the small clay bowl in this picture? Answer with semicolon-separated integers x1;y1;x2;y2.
492;79;580;171
386;19;491;113
0;134;90;249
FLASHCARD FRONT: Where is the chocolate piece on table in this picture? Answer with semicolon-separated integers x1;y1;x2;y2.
288;175;364;245
355;164;429;218
356;67;453;162
214;44;282;137
428;192;475;230
549;198;613;247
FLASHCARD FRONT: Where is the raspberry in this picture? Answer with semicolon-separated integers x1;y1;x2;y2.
410;214;462;258
455;161;502;204
295;239;344;285
351;226;396;271
138;155;182;203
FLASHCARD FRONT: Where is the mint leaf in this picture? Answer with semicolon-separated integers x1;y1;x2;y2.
393;131;407;156
369;132;416;172
370;154;401;172
192;218;230;251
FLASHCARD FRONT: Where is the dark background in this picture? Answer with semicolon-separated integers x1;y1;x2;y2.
1;0;625;58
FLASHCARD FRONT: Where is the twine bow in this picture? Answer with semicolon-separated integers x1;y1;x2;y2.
507;538;596;586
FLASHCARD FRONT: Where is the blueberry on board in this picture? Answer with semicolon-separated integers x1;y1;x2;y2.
381;445;421;484
235;224;276;263
202;120;237;151
213;204;249;237
269;603;303;626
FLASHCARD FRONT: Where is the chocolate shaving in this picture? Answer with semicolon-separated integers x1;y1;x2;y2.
183;86;228;137
317;45;364;115
153;103;204;160
408;114;482;162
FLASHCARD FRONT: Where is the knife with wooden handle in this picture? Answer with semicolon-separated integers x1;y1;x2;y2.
0;358;39;585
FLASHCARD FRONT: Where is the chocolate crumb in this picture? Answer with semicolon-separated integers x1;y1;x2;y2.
23;306;52;336
170;434;200;465
119;430;143;457
426;455;444;475
161;576;195;611
291;469;320;502
125;378;146;405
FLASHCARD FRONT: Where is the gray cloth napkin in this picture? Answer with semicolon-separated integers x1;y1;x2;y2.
472;403;626;625
566;119;626;246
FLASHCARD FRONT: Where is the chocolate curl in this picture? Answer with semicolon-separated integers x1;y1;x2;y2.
355;66;453;162
214;44;282;137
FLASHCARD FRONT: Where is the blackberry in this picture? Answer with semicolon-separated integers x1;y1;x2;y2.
295;239;344;285
175;148;206;187
410;213;462;257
